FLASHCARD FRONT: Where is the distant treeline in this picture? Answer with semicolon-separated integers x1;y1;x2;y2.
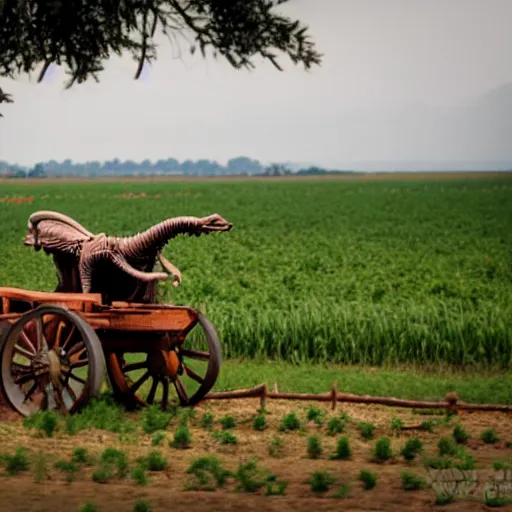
0;157;358;178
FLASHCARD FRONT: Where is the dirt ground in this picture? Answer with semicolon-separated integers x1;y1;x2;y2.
1;399;512;512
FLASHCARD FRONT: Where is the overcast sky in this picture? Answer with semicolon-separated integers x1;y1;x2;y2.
1;0;512;169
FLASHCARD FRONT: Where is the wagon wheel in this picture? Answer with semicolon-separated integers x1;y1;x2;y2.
0;305;106;417
106;313;221;410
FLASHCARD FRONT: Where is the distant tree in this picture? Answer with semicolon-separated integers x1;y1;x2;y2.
0;0;322;115
27;163;46;178
263;163;290;176
227;156;262;175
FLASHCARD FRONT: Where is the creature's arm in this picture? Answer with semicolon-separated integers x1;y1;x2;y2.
157;252;182;287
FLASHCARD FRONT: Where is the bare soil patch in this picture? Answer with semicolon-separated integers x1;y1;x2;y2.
1;399;512;511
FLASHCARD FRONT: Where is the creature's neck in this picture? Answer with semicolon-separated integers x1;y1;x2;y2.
118;216;201;259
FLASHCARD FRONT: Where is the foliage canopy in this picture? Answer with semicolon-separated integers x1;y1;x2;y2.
0;0;322;114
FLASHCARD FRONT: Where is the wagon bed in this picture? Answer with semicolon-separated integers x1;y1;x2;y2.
0;287;221;417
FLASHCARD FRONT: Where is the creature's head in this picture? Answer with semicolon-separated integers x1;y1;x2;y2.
24;211;94;255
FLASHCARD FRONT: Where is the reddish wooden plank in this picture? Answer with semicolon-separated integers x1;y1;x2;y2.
0;287;102;307
82;307;198;332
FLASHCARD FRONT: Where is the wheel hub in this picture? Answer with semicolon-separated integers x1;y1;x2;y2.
147;350;181;379
47;350;61;385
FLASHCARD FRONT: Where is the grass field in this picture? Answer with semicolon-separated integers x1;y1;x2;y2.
1;174;512;511
1;174;511;371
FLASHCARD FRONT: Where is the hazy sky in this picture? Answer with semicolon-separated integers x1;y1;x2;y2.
1;0;512;169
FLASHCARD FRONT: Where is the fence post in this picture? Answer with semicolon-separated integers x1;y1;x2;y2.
260;384;268;411
331;381;338;410
445;392;459;416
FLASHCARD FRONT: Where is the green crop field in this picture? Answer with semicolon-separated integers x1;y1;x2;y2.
1;175;512;370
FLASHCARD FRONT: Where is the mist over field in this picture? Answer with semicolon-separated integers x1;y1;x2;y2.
1;0;512;171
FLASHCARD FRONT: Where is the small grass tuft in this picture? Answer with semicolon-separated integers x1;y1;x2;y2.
23;410;60;438
169;424;192;449
438;437;458;457
144;450;168;471
306;435;323;459
252;414;267;431
233;459;272;493
151;432;165;446
268;436;285;458
306;406;325;425
435;493;455;505
359;469;377;490
400;437;423;461
219;415;236;430
332;483;351;499
493;460;512;471
5;447;30;475
326;417;344;436
452;424;470;444
131;465;149;486
72;448;95;466
330;436;351;460
401;471;425;491
79;503;98;512
212;430;238;445
372;437;393;463
133;500;151;512
279;412;301;432
185;456;231;491
140;404;175;434
480;429;500;444
309;471;335;494
391;417;404;433
200;412;214;430
358;422;375;440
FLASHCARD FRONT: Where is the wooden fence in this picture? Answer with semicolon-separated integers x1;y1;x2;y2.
202;383;512;414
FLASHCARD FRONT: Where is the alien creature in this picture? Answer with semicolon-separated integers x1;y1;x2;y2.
24;210;233;304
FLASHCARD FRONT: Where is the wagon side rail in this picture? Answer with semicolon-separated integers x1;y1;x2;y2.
0;287;103;317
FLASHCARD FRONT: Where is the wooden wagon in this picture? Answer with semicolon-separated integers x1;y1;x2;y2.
0;209;233;417
0;287;221;417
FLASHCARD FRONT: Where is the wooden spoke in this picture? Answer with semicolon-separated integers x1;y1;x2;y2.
52;380;69;414
61;324;77;351
69;373;86;385
14;371;41;386
35;315;48;351
173;377;189;404
23;381;39;403
183;364;204;385
70;359;89;369
123;361;147;373
53;321;66;350
130;371;150;394
61;376;78;402
12;362;32;374
43;315;60;348
180;348;210;361
147;378;158;404
67;340;85;357
14;344;35;360
19;331;36;355
69;345;87;364
161;379;169;410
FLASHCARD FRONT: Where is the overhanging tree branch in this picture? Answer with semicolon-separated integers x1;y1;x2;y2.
0;0;322;116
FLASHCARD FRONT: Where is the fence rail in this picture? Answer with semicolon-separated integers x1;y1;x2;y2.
202;383;512;414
